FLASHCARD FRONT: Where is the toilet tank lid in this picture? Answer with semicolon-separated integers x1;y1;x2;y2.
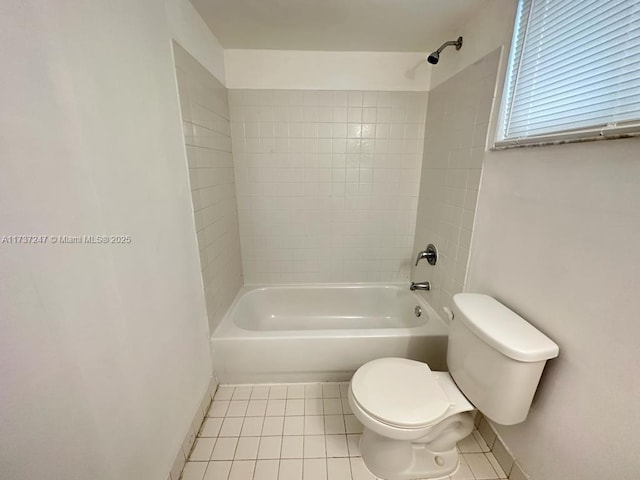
452;294;559;362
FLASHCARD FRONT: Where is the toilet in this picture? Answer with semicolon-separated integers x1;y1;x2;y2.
348;293;559;480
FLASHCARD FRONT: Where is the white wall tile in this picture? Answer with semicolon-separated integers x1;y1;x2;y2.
174;44;243;333
229;89;426;283
411;50;501;321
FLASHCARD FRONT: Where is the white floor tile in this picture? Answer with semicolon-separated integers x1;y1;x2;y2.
472;430;491;452
232;386;253;400
214;386;234;401
338;383;350;398
235;437;260;460
304;399;323;415
182;384;503;480
304;384;323;398
251;386;271;400
199;418;223;437
325;435;348;458
266;399;286;416
344;415;363;434
254;459;280;480
258;436;282;460
303;458;327;480
286;399;305;416
349;457;376;480
323;399;342;415
181;461;208;480
279;459;303;480
450;454;475;480
284;416;304;435
322;384;340;398
304;416;325;435
211;437;238;461
269;386;288;399
281;435;304;458
220;417;244;437
227;400;249;417
303;435;326;458
287;385;306;399
247;399;268;417
486;452;507;479
189;438;216;461
464;453;498;479
228;460;255;480
457;434;483;453
326;457;351;480
203;461;232;480
346;435;361;457
241;417;264;437
262;416;285;436
324;415;346;435
208;400;230;417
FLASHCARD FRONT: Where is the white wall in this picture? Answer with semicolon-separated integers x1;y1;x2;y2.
435;1;640;479
468;139;640;480
225;50;432;91
165;0;226;84
0;1;220;479
430;0;517;89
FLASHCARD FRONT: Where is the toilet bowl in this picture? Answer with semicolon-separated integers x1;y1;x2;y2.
348;293;560;480
348;358;475;479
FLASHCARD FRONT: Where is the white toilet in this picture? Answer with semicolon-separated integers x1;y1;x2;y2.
348;293;559;480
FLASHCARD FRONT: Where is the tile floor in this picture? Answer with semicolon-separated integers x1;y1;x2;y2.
181;383;507;480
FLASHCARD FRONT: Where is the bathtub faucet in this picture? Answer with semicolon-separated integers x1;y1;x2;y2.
410;282;431;291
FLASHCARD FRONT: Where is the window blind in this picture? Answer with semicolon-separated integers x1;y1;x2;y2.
496;0;640;146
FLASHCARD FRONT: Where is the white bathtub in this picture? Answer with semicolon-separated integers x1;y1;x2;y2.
211;284;449;384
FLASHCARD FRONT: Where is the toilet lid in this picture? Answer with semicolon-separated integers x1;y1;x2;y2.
351;358;451;428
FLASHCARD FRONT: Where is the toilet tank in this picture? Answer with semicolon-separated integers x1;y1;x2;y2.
447;294;559;425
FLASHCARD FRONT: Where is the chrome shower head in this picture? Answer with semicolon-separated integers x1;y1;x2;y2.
427;51;439;65
427;36;463;65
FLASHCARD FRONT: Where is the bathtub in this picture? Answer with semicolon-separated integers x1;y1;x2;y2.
211;284;449;384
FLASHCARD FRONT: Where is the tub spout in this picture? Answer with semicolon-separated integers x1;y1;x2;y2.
410;282;431;291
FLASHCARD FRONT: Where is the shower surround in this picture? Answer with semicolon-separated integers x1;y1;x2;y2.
174;43;243;333
228;90;427;283
412;49;501;320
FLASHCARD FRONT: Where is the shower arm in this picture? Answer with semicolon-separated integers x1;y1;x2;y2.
436;37;463;54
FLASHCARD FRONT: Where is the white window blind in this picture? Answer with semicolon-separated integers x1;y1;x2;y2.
496;0;640;147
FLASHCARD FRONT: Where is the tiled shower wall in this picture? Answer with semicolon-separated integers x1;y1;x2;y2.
411;49;500;320
228;90;427;283
173;43;243;332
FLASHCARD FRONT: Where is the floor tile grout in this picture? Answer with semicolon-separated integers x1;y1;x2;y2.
181;382;506;480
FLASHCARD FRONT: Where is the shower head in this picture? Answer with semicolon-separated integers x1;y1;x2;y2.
427;36;463;65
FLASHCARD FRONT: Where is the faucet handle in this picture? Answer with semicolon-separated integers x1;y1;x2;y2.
415;244;438;266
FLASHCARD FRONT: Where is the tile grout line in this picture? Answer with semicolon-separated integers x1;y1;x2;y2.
474;413;528;480
181;383;508;480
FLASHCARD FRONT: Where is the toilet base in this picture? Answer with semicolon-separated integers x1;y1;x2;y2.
358;411;474;480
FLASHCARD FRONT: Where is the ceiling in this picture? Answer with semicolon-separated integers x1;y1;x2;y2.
190;0;488;52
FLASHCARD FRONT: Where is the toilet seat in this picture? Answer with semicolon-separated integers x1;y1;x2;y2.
350;358;451;429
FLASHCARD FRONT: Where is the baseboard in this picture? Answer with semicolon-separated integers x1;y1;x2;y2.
166;377;218;480
475;413;530;480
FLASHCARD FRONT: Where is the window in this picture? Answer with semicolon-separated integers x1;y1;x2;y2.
495;0;640;147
